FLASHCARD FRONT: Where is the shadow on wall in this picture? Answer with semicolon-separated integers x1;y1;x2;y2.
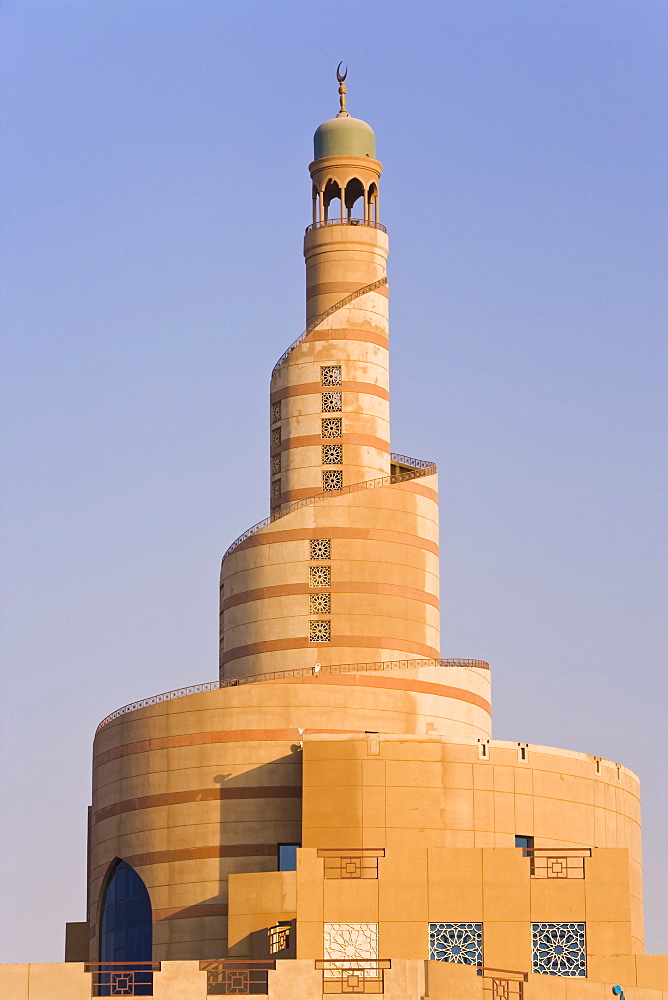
153;750;303;960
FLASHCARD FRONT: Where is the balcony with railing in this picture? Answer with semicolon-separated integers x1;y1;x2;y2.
85;961;160;997
305;217;387;235
95;657;488;731
199;959;276;996
316;959;391;995
477;966;528;999
524;848;591;879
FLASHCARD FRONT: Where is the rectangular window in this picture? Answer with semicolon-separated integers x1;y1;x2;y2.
309;566;331;588
322;392;342;412
515;835;534;855
309;539;331;560
309;620;331;642
321;417;342;439
531;923;586;977
271;427;281;450
321;365;342;386
322;470;343;491
322;444;343;465
271;454;281;475
278;844;300;871
429;923;483;965
271;400;281;424
309;593;331;615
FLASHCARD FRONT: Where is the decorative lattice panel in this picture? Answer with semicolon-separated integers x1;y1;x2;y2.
324;923;378;970
429;923;483;966
271;401;281;424
531;923;586;977
271;480;281;502
310;539;331;560
321;365;342;387
309;566;331;588
309;593;331;615
309;620;331;642
322;392;342;412
323;470;343;491
271;454;281;475
271;427;281;450
321;417;343;439
322;444;343;465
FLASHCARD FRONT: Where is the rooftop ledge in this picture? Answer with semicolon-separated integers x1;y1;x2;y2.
95;657;489;732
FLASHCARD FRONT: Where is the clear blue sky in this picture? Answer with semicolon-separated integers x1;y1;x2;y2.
1;0;666;961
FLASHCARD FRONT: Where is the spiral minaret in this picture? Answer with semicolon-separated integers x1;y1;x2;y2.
218;79;490;734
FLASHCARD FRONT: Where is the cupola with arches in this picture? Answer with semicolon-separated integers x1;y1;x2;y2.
307;65;384;232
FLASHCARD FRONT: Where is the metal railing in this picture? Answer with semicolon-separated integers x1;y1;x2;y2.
477;966;528;999
222;461;435;563
305;218;387;234
525;847;591;879
390;452;435;470
316;959;391;995
272;276;388;374
318;848;385;880
95;656;489;732
199;959;275;996
85;962;160;997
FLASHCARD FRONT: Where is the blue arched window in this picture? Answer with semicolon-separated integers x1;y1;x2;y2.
98;860;152;995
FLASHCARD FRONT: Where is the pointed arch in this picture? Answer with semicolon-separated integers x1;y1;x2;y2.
344;177;365;221
323;178;343;223
98;858;153;995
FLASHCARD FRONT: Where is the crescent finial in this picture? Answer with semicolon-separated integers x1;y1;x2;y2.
336;63;349;117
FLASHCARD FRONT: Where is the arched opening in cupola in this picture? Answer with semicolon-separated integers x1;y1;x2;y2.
344;177;365;222
323;179;343;223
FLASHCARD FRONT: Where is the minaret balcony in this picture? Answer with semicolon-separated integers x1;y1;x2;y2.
305;217;387;235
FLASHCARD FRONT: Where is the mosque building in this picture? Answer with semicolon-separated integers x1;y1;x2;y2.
2;69;667;1000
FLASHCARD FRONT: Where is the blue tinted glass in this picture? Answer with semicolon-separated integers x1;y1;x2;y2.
105;877;116;905
278;844;299;871
115;866;127;901
515;835;533;849
127;869;142;900
127;898;141;928
126;924;140;957
99;860;152;963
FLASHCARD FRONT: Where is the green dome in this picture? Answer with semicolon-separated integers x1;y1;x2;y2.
313;115;376;160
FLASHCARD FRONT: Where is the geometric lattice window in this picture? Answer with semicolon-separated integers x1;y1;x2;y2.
428;923;483;965
271;401;281;424
321;365;342;387
322;392;342;412
271;427;281;450
271;480;281;502
322;444;343;465
271;454;281;475
309;593;331;615
321;417;342;439
310;539;331;560
309;565;331;588
309;620;331;642
323;469;343;491
531;923;586;977
324;922;378;971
